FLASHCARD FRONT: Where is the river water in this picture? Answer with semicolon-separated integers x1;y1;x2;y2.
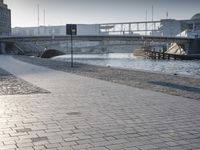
52;53;200;78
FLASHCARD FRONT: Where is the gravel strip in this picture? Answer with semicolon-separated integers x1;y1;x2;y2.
14;55;200;100
0;67;49;95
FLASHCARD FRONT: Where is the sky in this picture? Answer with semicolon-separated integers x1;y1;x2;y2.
4;0;200;28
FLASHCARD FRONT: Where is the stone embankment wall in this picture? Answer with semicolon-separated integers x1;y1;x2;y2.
1;38;199;56
13;40;143;56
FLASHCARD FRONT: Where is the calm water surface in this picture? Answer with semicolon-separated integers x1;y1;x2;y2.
52;53;200;78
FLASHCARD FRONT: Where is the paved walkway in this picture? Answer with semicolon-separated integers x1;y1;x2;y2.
0;55;200;150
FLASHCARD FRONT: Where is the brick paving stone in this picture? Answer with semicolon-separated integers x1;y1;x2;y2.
64;137;79;142
17;147;34;150
137;144;158;150
16;128;32;133
33;145;46;150
87;147;109;150
92;141;112;147
106;143;125;150
58;147;74;150
76;139;92;145
123;141;144;147
16;142;34;148
124;147;140;150
71;143;93;149
31;137;48;143
44;143;63;149
0;144;17;150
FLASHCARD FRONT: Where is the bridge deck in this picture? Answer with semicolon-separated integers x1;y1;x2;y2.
0;35;194;43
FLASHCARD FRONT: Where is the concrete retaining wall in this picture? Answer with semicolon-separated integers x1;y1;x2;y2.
188;39;200;55
14;40;144;56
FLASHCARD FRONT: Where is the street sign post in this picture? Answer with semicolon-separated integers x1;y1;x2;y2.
66;24;77;67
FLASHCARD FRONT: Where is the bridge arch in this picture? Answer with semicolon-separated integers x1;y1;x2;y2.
40;49;65;58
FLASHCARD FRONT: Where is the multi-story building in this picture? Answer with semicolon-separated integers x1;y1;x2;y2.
0;0;11;36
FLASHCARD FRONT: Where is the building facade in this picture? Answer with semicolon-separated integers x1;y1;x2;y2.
12;24;101;36
0;0;11;36
152;14;200;38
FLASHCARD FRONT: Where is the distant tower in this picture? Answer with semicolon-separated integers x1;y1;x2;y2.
166;12;169;19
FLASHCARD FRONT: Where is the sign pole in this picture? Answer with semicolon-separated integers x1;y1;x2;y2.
70;26;73;68
66;24;77;68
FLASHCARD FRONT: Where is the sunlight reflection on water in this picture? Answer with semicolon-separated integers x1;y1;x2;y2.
52;53;200;77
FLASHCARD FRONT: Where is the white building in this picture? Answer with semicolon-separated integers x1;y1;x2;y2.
12;24;101;36
158;14;200;38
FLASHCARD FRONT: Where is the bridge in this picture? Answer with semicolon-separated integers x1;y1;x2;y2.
0;35;199;56
0;35;193;43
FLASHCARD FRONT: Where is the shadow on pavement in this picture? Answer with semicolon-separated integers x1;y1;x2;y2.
149;81;200;94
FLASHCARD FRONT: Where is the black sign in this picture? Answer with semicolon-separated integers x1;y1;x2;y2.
66;24;77;35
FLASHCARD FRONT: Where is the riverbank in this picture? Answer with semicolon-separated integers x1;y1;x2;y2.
14;55;200;100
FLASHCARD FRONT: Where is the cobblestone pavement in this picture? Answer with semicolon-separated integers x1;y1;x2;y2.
15;56;200;100
0;55;200;150
0;68;49;95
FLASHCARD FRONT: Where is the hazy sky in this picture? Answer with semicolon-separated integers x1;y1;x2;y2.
4;0;200;27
